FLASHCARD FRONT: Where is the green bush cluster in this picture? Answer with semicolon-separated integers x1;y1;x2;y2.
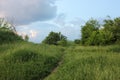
42;32;67;46
0;30;23;44
0;19;23;44
81;17;120;45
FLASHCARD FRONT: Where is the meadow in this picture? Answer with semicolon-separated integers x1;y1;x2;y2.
45;45;120;80
0;42;64;80
0;42;120;80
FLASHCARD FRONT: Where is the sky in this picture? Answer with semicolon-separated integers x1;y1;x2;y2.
0;0;120;43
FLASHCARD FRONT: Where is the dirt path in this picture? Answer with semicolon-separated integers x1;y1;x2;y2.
44;50;65;80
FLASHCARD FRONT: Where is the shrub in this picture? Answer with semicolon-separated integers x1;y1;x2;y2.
10;49;38;62
42;31;67;45
74;39;81;44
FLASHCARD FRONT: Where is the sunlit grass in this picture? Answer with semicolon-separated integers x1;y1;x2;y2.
0;42;63;80
45;45;120;80
0;42;120;80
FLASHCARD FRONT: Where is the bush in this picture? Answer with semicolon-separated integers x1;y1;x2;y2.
81;17;120;46
10;49;38;62
42;31;67;45
109;45;120;53
57;39;67;47
0;18;24;44
74;39;81;44
0;29;23;44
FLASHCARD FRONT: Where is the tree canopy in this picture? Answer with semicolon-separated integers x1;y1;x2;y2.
0;18;23;44
42;31;67;46
81;17;120;45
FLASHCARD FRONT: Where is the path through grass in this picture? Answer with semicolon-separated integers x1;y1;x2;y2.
45;45;120;80
0;42;64;80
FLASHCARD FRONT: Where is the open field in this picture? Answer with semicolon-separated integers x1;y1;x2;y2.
0;42;64;80
0;42;120;80
45;45;120;80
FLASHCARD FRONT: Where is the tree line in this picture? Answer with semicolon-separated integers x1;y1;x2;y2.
81;17;120;45
0;17;120;46
0;18;28;44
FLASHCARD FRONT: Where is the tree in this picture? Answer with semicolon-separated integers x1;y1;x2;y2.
103;17;120;43
57;39;67;46
113;17;120;42
81;19;100;45
0;18;16;33
81;17;120;45
24;35;29;41
0;18;23;44
42;31;67;45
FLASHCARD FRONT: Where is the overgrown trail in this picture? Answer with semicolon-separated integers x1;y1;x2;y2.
51;54;64;73
44;49;65;80
44;46;120;80
0;43;64;80
44;46;75;80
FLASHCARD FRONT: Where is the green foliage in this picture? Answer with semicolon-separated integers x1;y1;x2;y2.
57;39;67;46
74;39;81;44
0;18;23;44
109;45;120;53
66;40;75;46
10;49;38;62
112;17;120;42
81;19;99;45
86;30;113;45
103;17;120;44
0;30;23;44
24;35;29;41
43;31;67;45
81;17;120;45
0;42;63;80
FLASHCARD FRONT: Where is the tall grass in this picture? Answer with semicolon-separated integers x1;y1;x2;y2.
0;42;120;80
0;42;64;80
45;45;120;80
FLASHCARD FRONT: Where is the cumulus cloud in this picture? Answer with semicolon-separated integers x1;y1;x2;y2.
54;13;66;27
16;22;59;42
29;30;38;38
53;14;85;40
0;0;57;25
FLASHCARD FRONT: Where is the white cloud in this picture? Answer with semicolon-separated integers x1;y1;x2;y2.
15;12;84;43
0;0;57;25
54;13;66;27
53;14;84;40
29;30;38;38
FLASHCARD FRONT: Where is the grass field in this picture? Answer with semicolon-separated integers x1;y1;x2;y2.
0;42;120;80
0;42;64;80
45;45;120;80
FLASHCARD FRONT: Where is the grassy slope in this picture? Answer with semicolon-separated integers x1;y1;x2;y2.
0;42;120;80
45;45;120;80
0;42;64;80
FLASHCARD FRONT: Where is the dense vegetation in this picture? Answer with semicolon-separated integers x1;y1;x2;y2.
0;17;120;80
0;42;64;80
45;45;120;80
0;29;23;44
81;17;120;45
42;31;67;46
0;18;23;44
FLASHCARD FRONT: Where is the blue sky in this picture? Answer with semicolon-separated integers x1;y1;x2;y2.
57;0;120;20
0;0;120;43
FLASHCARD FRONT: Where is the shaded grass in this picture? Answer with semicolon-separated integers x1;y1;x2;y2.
45;45;120;80
109;45;120;53
0;42;64;80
